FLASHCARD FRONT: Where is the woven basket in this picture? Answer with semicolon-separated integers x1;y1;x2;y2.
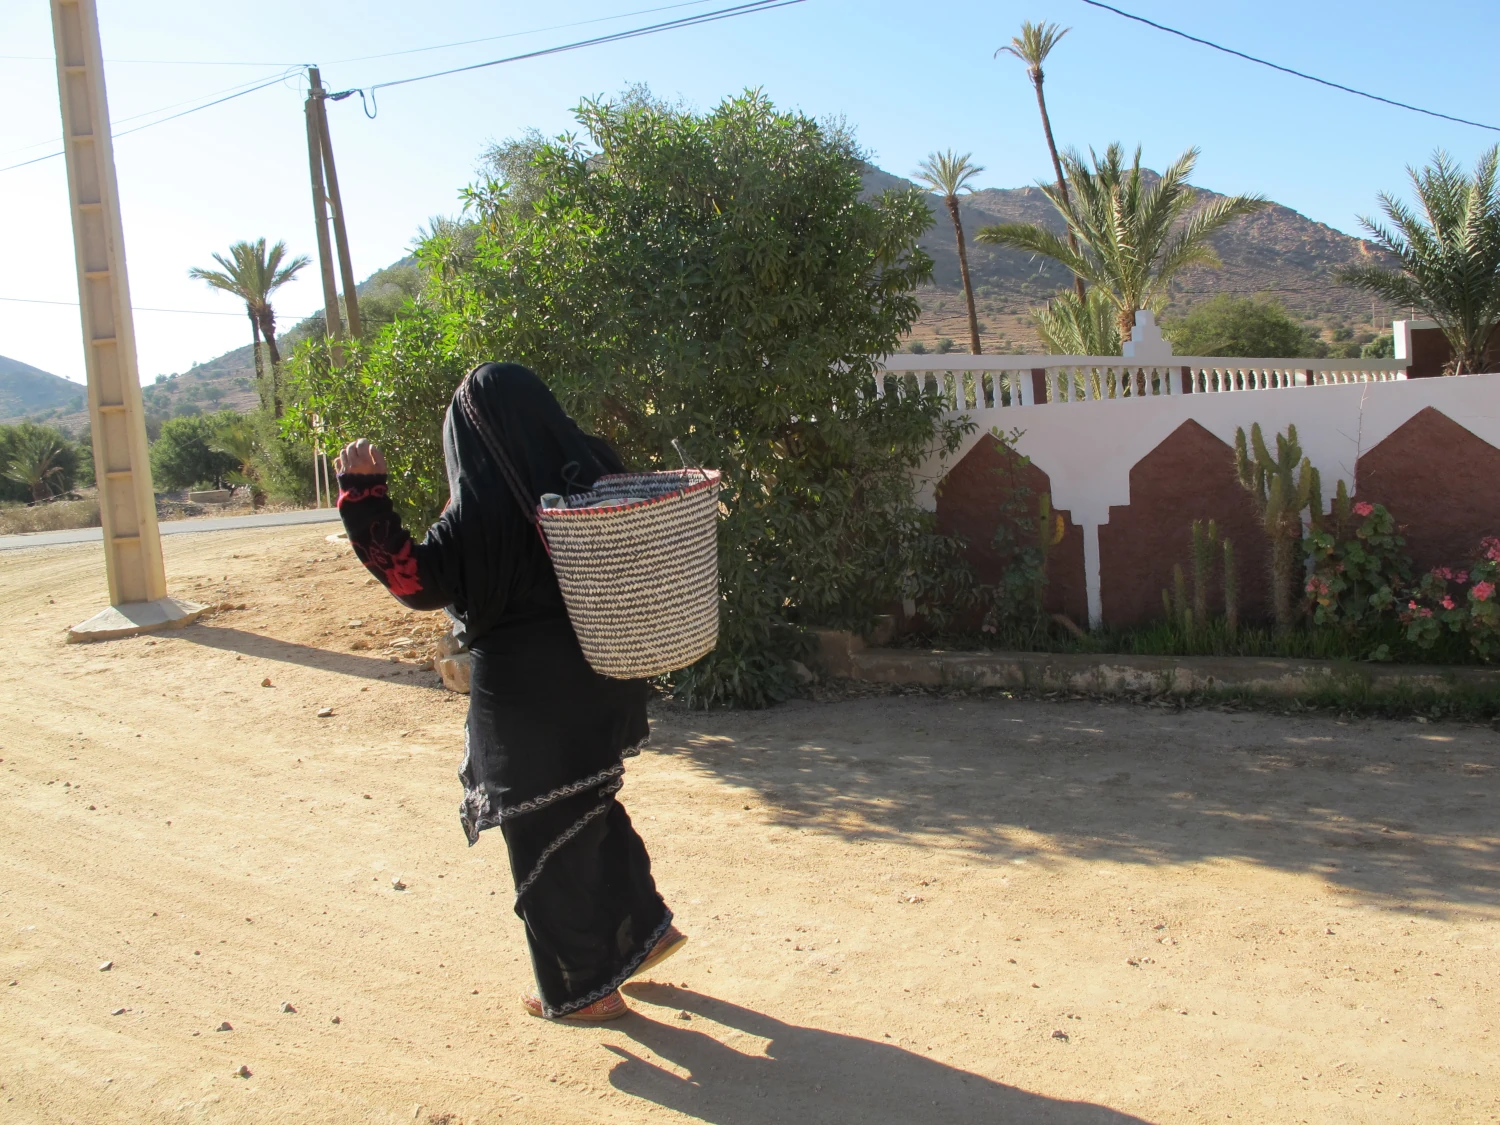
538;468;722;679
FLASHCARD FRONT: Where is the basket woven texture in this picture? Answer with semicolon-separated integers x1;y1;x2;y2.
538;468;722;679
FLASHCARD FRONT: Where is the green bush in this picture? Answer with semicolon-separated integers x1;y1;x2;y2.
289;89;972;706
0;422;86;503
1165;295;1317;357
149;412;241;490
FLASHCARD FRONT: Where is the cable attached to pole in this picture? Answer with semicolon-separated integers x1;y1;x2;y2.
1077;0;1500;133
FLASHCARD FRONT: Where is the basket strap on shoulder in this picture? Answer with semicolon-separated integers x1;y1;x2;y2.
456;374;538;525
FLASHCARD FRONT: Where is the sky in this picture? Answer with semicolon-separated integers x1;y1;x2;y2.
1;0;1496;385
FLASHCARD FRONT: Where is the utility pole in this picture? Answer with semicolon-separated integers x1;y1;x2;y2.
51;0;203;641
304;68;360;344
304;68;343;342
314;87;361;339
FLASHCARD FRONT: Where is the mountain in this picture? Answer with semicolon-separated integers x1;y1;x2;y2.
862;168;1398;353
0;355;86;423
4;172;1398;429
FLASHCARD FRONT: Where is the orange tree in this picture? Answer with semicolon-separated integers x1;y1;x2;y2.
289;90;975;706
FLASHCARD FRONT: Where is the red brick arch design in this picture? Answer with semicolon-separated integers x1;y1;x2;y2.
1098;420;1272;628
934;433;1088;627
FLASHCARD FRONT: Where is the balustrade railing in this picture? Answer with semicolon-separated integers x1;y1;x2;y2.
873;353;1408;413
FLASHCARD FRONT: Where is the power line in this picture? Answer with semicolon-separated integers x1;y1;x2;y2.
0;73;294;173
0;295;317;319
1077;0;1500;133
352;0;806;114
327;0;727;64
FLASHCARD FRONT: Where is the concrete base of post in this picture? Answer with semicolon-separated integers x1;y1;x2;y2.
67;597;208;643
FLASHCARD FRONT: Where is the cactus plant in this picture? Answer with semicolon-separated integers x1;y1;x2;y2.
1222;538;1239;638
1235;423;1321;631
1191;519;1219;624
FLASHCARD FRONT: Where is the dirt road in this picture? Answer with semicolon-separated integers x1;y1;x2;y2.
1;527;1497;1124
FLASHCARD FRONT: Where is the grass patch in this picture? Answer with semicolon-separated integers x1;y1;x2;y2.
907;616;1481;666
0;499;100;535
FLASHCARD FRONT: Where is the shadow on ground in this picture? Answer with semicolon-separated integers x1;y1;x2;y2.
176;624;436;683
653;696;1500;915
610;984;1151;1124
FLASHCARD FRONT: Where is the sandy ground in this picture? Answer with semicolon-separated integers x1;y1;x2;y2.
1;525;1498;1125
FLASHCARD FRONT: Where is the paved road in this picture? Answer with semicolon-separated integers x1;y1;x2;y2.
0;507;342;552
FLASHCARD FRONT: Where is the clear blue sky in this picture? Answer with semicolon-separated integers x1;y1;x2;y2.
2;0;1496;385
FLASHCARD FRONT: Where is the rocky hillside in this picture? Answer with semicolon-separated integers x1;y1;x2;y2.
3;172;1400;428
0;355;86;423
863;168;1399;352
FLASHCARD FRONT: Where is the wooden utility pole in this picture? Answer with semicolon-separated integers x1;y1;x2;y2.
313;87;361;339
304;68;343;341
51;0;203;641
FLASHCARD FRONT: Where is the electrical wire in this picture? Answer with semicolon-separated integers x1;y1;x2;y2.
1077;0;1500;134
350;0;807;116
0;72;294;174
326;0;728;64
0;295;322;318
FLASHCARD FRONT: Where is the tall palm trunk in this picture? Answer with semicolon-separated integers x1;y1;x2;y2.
946;195;983;354
247;307;268;413
255;308;284;417
1031;77;1085;303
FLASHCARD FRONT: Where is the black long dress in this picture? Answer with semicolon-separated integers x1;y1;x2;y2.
337;362;671;1017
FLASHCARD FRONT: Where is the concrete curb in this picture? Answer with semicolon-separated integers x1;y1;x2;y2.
811;629;1500;698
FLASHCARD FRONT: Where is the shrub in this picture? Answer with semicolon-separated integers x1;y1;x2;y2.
1164;295;1317;357
1402;538;1500;660
288;89;972;707
149;412;241;490
1303;485;1409;649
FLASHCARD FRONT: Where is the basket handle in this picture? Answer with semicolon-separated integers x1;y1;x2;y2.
671;438;712;484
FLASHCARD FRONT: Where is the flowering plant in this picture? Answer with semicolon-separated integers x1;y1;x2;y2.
1303;500;1409;635
1400;537;1500;659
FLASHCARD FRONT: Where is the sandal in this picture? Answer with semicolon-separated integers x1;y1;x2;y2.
631;925;688;980
520;990;629;1022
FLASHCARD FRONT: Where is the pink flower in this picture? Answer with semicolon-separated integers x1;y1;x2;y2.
1353;501;1375;517
1408;600;1420;610
1442;596;1456;610
1457;571;1469;584
1431;567;1454;581
1419;608;1433;618
1474;581;1495;603
1483;537;1500;562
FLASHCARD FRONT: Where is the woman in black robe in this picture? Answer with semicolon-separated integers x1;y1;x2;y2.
334;361;686;1022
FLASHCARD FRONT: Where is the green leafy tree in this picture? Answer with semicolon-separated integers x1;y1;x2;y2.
996;20;1085;301
914;150;985;354
149;412;241;490
1164;295;1316;357
188;239;309;416
210;416;269;510
976;144;1266;340
1341;147;1500;374
1;423;80;502
289;89;973;707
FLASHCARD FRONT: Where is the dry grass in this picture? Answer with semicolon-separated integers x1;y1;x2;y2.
0;498;100;535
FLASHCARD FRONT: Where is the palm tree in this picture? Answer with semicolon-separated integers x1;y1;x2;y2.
4;426;68;502
976;144;1266;341
1341;147;1500;374
914;150;986;355
997;20;1085;302
209;417;266;511
1033;288;1119;355
189;239;309;417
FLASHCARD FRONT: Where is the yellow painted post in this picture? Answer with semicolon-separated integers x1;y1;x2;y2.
52;0;204;641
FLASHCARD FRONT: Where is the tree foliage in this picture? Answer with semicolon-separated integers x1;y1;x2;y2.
1341;147;1500;374
1033;287;1119;354
0;422;84;503
148;412;242;490
1164;295;1315;357
976;144;1266;338
288;90;973;706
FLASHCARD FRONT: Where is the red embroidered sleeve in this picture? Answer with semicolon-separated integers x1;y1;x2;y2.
337;474;449;611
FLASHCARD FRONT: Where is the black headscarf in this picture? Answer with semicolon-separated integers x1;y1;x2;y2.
426;362;624;642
